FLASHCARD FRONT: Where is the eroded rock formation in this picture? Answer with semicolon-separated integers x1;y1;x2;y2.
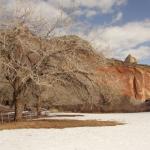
124;54;138;64
97;62;150;101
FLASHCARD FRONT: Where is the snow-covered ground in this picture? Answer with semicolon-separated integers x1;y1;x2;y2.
0;112;150;150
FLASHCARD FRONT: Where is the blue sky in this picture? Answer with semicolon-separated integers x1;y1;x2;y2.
123;0;150;22
71;0;150;65
1;0;150;64
86;0;150;25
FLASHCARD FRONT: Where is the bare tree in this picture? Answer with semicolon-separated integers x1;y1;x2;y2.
0;0;78;121
0;0;94;120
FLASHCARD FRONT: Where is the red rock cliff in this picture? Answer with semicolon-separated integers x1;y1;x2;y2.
97;61;150;101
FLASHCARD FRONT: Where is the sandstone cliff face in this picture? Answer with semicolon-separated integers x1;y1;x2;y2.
96;63;150;101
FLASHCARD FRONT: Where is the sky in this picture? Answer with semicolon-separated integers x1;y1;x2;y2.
1;0;150;64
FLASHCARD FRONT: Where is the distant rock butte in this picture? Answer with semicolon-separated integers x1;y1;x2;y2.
124;54;138;64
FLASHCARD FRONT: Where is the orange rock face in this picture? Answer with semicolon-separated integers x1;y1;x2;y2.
96;65;150;101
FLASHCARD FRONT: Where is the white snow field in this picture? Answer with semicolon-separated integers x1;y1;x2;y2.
0;112;150;150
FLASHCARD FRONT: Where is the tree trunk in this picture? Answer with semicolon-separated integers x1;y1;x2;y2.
14;97;23;121
36;97;41;117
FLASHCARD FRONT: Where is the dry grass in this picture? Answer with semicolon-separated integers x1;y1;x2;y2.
0;119;123;130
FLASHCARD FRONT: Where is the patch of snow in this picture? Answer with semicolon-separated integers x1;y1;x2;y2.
0;112;150;150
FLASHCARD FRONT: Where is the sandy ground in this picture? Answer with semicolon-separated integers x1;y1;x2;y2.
0;112;150;150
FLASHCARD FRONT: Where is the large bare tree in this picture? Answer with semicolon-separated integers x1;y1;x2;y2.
0;0;77;121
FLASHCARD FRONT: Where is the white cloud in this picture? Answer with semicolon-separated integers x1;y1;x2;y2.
122;46;150;61
47;0;127;14
112;12;123;23
0;0;71;34
4;0;150;62
0;0;127;23
85;10;98;18
79;0;127;14
0;0;126;33
83;20;150;61
73;9;97;18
